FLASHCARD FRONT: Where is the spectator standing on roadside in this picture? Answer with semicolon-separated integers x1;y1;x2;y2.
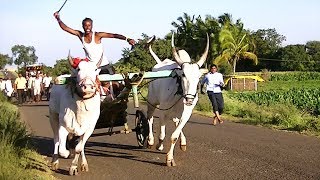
4;77;14;101
33;73;42;102
42;73;52;101
14;73;27;106
26;75;35;103
0;78;5;93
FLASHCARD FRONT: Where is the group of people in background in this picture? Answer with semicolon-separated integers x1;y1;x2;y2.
0;72;52;106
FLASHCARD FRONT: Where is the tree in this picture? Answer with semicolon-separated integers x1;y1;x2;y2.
277;45;311;71
251;28;286;58
171;13;196;47
171;13;201;61
214;25;258;74
119;34;172;71
306;41;320;71
11;45;38;68
42;65;54;76
0;53;11;69
218;13;233;26
194;15;221;68
53;59;71;77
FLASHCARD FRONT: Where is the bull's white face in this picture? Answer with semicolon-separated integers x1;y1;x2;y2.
75;61;100;99
179;62;202;106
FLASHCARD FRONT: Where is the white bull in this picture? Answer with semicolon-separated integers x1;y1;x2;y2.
147;33;209;166
49;53;102;175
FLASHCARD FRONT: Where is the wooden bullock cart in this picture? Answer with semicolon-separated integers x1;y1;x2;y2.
55;70;174;147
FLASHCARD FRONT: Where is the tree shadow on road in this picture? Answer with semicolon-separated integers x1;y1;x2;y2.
30;136;166;167
85;141;166;166
30;136;53;157
86;141;166;155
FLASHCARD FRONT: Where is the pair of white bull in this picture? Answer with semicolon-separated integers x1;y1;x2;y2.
49;33;209;175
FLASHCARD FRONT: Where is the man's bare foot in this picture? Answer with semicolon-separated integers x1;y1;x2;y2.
213;117;217;125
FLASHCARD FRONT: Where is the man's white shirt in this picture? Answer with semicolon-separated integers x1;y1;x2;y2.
202;72;224;93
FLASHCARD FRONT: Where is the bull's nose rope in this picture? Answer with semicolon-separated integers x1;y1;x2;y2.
82;100;88;111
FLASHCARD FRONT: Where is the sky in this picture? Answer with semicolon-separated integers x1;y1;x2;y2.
1;0;320;67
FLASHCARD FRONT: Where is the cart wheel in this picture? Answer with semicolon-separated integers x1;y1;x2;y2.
135;110;149;148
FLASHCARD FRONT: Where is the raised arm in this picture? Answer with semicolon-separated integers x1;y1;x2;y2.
97;32;136;46
53;12;82;40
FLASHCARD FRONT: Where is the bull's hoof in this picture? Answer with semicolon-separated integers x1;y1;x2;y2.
69;165;79;176
156;144;164;151
81;164;89;172
59;150;70;159
69;149;75;159
180;144;187;152
147;144;153;149
166;158;176;167
51;161;59;171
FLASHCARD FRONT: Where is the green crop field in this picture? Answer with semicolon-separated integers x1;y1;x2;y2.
195;72;320;136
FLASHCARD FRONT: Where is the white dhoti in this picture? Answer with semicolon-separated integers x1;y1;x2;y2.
34;87;41;96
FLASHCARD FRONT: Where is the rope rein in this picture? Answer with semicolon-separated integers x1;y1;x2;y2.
136;73;184;111
138;91;183;111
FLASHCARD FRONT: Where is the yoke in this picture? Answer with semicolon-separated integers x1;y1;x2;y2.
55;70;176;108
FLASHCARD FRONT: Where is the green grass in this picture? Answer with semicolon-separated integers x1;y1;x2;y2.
0;142;53;180
196;76;320;137
0;95;54;180
196;92;320;136
258;80;320;91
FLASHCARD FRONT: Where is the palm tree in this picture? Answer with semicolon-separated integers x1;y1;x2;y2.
194;15;220;68
171;13;196;48
214;25;258;74
218;13;233;26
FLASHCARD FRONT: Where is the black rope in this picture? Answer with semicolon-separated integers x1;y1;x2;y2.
136;74;184;111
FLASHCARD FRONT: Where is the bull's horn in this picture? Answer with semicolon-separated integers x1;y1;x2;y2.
147;35;162;64
147;35;156;44
68;49;74;67
171;32;184;66
196;33;210;68
96;52;103;68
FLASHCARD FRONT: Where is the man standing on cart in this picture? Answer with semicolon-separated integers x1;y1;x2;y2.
53;11;136;74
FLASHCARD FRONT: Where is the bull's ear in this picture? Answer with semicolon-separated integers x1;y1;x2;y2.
175;69;184;77
71;68;77;76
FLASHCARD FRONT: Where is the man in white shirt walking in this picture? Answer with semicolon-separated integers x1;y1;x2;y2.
33;73;42;102
201;64;225;125
4;77;14;101
42;73;52;101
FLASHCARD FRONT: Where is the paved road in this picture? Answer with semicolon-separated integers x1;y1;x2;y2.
19;101;320;180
